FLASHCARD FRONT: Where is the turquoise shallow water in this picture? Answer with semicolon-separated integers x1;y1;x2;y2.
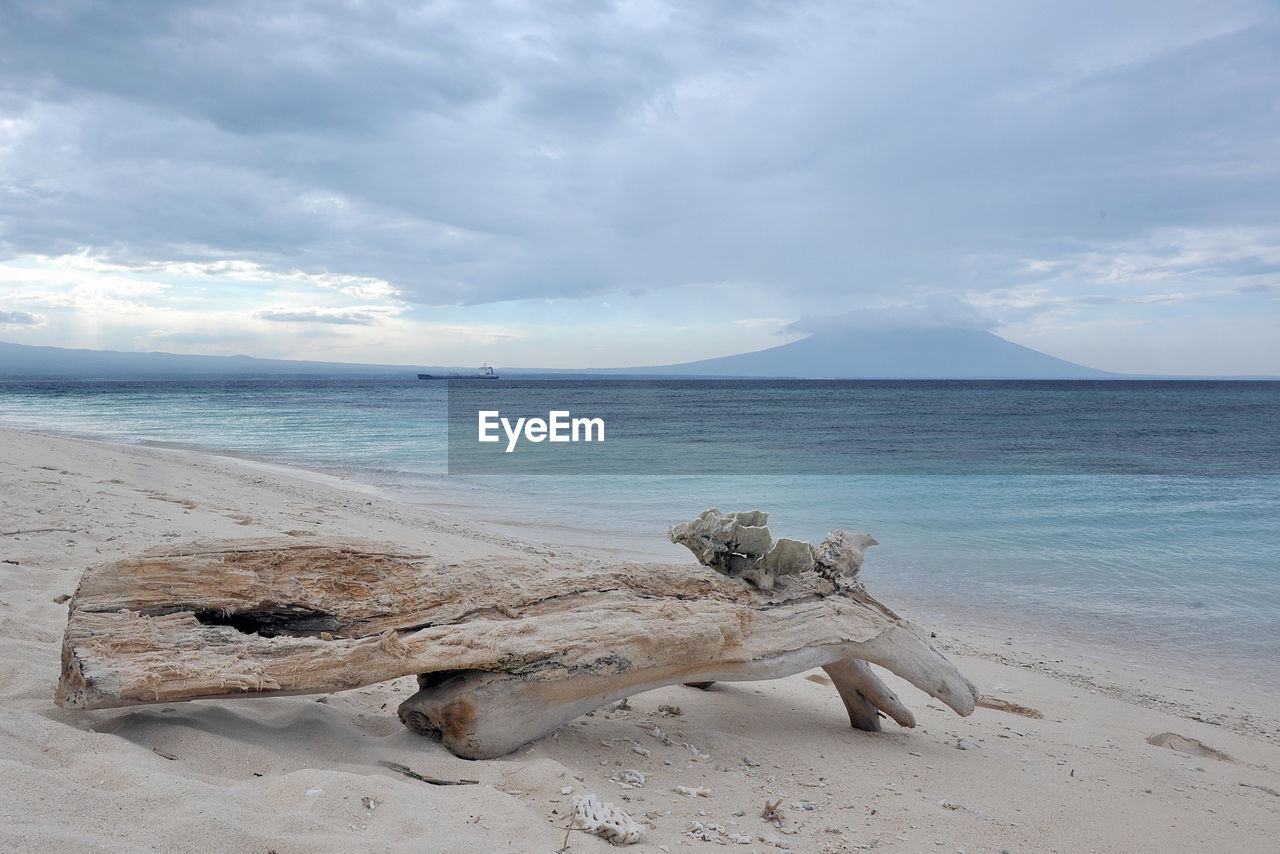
2;378;1277;693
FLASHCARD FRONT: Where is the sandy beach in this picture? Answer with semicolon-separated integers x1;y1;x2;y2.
2;426;1278;853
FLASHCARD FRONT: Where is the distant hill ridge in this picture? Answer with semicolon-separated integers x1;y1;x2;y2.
0;340;417;379
598;328;1113;379
1;328;1110;379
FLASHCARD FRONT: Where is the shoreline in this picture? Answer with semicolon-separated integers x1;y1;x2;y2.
3;426;1279;851
9;420;1274;712
6;423;1277;730
6;402;1278;698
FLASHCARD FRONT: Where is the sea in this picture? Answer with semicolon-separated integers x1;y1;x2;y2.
2;378;1277;695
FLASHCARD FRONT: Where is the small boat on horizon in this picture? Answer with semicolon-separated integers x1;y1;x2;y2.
417;364;499;380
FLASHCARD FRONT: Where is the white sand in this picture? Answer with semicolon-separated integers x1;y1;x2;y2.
2;427;1278;852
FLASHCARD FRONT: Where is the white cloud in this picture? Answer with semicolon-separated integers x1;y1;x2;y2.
1;1;1278;372
0;309;44;326
787;296;998;334
256;305;404;325
731;317;794;330
967;226;1280;329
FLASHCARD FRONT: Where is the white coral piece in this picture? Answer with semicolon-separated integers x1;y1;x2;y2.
573;793;643;845
670;508;878;591
814;530;878;579
675;785;711;797
611;768;645;787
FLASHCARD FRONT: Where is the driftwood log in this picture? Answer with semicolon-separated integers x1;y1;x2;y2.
57;510;978;759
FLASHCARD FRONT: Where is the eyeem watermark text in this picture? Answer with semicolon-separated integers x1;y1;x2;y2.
478;410;605;452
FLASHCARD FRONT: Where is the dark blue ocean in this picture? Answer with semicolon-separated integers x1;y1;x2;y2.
2;379;1277;692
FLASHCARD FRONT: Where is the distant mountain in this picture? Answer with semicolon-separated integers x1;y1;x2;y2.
1;328;1109;380
600;327;1113;379
0;340;420;379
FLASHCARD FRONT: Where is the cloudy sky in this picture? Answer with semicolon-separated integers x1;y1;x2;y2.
1;0;1278;374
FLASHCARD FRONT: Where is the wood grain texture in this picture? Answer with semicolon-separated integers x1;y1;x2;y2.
57;538;977;758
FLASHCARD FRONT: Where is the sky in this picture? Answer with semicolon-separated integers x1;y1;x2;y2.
1;0;1278;375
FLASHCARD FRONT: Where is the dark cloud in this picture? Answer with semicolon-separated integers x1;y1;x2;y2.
0;1;496;134
1;0;1277;313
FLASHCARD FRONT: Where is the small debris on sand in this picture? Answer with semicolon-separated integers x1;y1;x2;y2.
1145;732;1234;762
683;742;710;761
1240;782;1280;798
377;760;478;785
762;798;784;827
675;785;711;797
572;793;643;845
611;769;646;788
688;821;753;844
975;695;1044;719
939;799;994;820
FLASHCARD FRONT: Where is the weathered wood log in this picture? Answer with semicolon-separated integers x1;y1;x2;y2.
57;516;978;760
